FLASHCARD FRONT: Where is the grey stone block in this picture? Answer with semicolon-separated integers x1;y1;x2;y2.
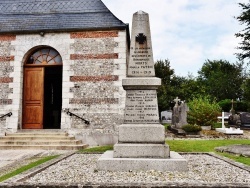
122;77;161;90
118;124;165;143
97;151;188;172
113;143;170;158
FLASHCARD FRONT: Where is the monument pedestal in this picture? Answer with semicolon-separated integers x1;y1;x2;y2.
97;151;188;172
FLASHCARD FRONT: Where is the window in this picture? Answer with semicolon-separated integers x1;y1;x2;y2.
27;48;62;65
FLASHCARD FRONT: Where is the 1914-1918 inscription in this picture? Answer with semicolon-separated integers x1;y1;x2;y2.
124;90;159;124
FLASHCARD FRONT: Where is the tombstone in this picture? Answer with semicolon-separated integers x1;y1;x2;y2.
177;102;189;128
172;97;180;126
171;97;189;129
161;110;172;124
97;10;187;172
216;110;243;135
239;112;250;128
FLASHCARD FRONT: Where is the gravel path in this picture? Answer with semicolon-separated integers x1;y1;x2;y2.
24;153;250;185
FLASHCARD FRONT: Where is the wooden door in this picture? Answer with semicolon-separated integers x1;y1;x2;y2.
22;67;44;129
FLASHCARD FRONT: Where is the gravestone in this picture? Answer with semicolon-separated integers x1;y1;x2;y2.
97;10;187;172
172;97;188;128
178;102;189;128
161;110;172;124
239;112;250;128
172;97;180;126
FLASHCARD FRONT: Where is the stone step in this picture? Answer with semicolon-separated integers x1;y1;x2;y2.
0;131;88;150
0;136;75;141
6;132;68;136
0;140;82;145
0;144;88;150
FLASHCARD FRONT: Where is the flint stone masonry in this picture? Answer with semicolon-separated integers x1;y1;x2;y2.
70;59;117;76
70;75;119;82
71;39;118;54
0;35;15;132
70;83;119;98
67;29;126;144
0;0;128;145
0;29;126;145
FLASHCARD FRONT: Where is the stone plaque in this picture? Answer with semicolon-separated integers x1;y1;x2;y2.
124;90;159;124
128;11;155;77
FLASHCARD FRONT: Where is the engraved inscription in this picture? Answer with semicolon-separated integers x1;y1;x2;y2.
124;90;159;124
128;46;154;76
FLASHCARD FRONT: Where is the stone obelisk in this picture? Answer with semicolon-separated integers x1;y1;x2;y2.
97;11;187;172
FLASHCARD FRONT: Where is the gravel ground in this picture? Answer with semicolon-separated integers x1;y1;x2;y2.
24;153;250;185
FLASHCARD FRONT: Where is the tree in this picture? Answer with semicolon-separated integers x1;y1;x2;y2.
197;59;244;101
155;60;205;112
154;59;174;112
170;74;205;102
235;2;250;61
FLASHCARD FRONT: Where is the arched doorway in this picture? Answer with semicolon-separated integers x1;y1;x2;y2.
22;47;63;129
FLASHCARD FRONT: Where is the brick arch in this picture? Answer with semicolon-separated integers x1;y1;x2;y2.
22;45;63;66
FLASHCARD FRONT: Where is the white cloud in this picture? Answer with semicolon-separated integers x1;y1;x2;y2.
102;0;249;76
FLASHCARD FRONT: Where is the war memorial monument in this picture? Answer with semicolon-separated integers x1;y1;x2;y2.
97;10;188;172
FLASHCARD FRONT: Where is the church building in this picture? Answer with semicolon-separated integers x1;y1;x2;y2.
0;0;129;145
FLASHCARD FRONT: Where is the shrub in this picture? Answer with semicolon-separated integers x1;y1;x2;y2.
162;123;171;131
218;99;232;112
182;124;202;132
218;99;249;112
187;96;221;127
212;122;222;129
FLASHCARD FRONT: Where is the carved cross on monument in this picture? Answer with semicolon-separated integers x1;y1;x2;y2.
136;33;147;44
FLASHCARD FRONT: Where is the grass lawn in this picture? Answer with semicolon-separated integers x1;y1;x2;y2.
79;140;250;166
0;155;59;182
78;145;113;153
166;139;250;166
166;139;250;152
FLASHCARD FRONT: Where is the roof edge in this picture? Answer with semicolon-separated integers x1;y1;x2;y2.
0;26;128;35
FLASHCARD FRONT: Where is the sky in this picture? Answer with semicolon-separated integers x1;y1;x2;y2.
102;0;249;77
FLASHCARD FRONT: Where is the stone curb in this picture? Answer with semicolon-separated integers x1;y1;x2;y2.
1;152;250;188
0;182;250;188
0;151;76;185
180;152;250;172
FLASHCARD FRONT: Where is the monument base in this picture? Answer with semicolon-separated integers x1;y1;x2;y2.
118;124;165;143
114;143;170;158
216;128;243;135
97;151;188;172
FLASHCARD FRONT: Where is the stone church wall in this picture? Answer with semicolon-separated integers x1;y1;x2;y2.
0;30;127;145
65;31;127;145
0;35;15;135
